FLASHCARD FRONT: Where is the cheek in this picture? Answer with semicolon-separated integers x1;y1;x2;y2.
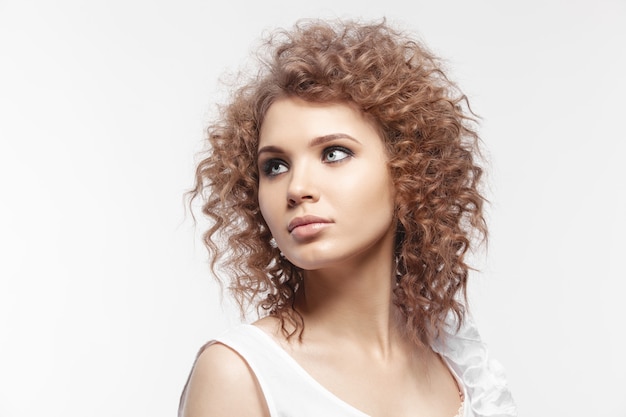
365;173;395;226
344;165;394;209
258;185;280;231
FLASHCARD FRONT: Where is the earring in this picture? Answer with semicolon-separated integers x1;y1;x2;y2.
269;237;285;258
394;256;402;285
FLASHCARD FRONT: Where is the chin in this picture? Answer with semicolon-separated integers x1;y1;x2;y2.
282;248;356;272
284;256;329;271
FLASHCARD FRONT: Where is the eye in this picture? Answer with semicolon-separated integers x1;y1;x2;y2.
262;159;288;177
323;146;353;163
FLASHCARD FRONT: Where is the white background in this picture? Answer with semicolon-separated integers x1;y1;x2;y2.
1;0;624;416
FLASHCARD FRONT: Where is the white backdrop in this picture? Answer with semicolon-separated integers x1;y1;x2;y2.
1;1;624;416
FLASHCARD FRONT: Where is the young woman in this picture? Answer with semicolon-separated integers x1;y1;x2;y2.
180;19;516;417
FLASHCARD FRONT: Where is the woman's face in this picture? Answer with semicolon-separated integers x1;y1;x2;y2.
257;97;396;271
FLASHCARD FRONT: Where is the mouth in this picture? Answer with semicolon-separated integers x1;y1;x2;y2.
288;215;333;233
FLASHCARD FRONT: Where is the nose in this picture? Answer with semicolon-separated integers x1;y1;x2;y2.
287;164;319;207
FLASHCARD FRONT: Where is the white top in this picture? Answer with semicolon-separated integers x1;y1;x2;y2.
205;315;517;417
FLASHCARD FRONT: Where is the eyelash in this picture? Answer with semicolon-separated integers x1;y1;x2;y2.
262;159;288;177
323;146;353;163
261;146;354;177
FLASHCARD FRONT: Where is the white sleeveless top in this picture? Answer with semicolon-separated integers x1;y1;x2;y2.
204;315;517;417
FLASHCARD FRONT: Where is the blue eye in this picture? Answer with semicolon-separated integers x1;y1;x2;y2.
263;160;288;176
323;146;352;163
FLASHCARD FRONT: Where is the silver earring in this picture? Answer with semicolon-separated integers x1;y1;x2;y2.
269;237;278;248
394;256;402;285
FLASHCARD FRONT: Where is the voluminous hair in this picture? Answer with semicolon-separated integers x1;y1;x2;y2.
191;18;487;346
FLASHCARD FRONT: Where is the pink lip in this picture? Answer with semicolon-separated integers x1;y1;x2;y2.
288;215;332;233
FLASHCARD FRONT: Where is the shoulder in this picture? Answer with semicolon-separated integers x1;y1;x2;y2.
180;342;270;417
253;315;284;338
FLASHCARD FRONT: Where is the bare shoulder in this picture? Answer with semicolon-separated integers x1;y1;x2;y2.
180;342;269;417
253;315;283;337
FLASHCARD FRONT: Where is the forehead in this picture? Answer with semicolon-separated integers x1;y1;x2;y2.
258;98;382;148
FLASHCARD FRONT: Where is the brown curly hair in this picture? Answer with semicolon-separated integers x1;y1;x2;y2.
191;18;487;347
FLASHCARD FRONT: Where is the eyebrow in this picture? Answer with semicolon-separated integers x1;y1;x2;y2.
257;133;361;157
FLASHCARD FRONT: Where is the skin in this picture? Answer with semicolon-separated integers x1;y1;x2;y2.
182;98;463;417
257;97;397;273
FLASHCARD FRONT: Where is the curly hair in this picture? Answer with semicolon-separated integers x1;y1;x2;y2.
191;18;487;347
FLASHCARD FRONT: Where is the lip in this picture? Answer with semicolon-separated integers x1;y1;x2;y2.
288;215;333;233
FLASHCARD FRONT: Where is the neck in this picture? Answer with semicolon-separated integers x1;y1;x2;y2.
294;249;404;358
